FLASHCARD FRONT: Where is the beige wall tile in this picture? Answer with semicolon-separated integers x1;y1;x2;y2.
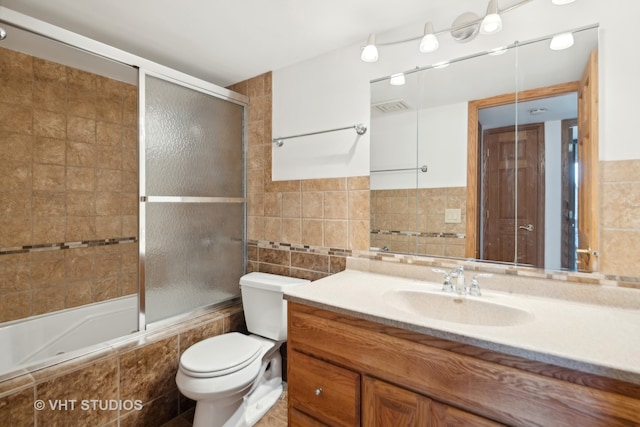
34;81;66;112
0;217;31;247
66;141;96;167
0;290;31;322
264;192;282;217
33;191;65;216
324;191;348;219
33;164;65;191
301;177;346;192
1;48;33;78
67;89;97;119
66;216;96;241
34;136;65;165
282;218;301;244
32;216;66;244
66;280;94;308
282;192;301;218
0;161;31;191
349;190;369;220
67;191;95;216
324;220;348;248
0;103;32;134
1;132;33;163
0;191;31;217
263;216;282;242
96;168;122;192
302;191;323;218
301;219;323;246
66;166;95;192
0;253;30;292
349;220;370;251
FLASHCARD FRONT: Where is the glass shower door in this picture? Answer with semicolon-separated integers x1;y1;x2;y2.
140;72;245;326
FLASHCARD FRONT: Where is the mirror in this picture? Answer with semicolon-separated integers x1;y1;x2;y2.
370;26;598;272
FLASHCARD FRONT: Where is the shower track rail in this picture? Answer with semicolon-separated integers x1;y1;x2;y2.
272;123;367;147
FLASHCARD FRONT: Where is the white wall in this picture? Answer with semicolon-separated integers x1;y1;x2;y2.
272;0;640;180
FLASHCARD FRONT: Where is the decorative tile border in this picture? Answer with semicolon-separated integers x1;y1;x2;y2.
248;239;640;289
0;237;138;256
249;240;353;257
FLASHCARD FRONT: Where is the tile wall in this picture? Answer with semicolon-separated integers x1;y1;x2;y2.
227;72;370;279
0;47;138;322
600;159;640;278
370;187;466;257
0;304;245;427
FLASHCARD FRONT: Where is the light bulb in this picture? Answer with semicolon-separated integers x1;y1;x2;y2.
550;33;574;50
361;34;379;62
419;22;439;53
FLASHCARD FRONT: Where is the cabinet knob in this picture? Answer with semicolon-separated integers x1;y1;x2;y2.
315;387;323;396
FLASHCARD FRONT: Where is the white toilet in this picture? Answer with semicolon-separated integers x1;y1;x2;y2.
176;272;310;427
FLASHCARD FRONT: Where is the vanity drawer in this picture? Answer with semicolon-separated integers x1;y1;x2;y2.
288;350;360;427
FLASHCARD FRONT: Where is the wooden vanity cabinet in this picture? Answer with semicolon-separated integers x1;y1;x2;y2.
287;302;640;426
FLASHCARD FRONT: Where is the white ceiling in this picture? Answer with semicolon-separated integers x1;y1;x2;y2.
0;0;479;87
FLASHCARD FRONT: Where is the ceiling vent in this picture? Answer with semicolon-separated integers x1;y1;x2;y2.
373;99;411;113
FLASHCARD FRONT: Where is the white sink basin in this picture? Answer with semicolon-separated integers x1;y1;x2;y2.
384;289;535;327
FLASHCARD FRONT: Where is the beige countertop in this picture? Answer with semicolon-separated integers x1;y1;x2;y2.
284;268;640;386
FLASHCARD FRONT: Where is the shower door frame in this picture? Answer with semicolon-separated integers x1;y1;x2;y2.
137;69;248;331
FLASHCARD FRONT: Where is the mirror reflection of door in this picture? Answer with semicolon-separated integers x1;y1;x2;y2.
482;123;545;266
471;83;581;269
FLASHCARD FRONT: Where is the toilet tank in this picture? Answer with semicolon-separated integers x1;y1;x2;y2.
240;272;310;341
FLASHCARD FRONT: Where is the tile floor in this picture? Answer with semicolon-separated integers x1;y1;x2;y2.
161;391;288;427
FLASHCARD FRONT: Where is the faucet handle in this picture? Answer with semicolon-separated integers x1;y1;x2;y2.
432;269;454;293
468;273;492;297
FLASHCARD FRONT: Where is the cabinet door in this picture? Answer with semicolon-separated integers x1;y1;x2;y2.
288;350;360;426
431;402;505;427
363;376;431;427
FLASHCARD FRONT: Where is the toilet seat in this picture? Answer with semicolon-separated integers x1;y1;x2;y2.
180;332;264;378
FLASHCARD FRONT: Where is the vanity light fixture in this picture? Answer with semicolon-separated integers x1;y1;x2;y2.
419;22;439;53
389;73;406;85
360;0;573;62
550;32;574;50
361;33;379;62
480;0;503;35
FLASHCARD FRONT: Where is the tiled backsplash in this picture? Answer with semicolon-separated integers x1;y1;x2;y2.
370;187;466;257
0;47;138;322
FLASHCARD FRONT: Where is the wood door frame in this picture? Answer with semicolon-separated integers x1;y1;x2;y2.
465;81;580;259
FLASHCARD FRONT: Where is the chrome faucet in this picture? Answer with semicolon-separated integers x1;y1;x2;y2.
450;266;466;295
433;267;465;294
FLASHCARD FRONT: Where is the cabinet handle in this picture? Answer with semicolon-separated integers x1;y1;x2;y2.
315;387;323;396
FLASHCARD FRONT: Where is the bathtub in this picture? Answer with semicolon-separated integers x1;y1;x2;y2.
0;295;138;378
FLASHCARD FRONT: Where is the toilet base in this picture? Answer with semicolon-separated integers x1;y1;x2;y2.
223;377;283;427
191;345;284;427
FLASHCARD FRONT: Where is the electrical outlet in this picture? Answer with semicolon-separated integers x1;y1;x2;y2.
445;208;461;224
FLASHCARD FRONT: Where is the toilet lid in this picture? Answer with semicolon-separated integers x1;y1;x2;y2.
180;333;264;378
